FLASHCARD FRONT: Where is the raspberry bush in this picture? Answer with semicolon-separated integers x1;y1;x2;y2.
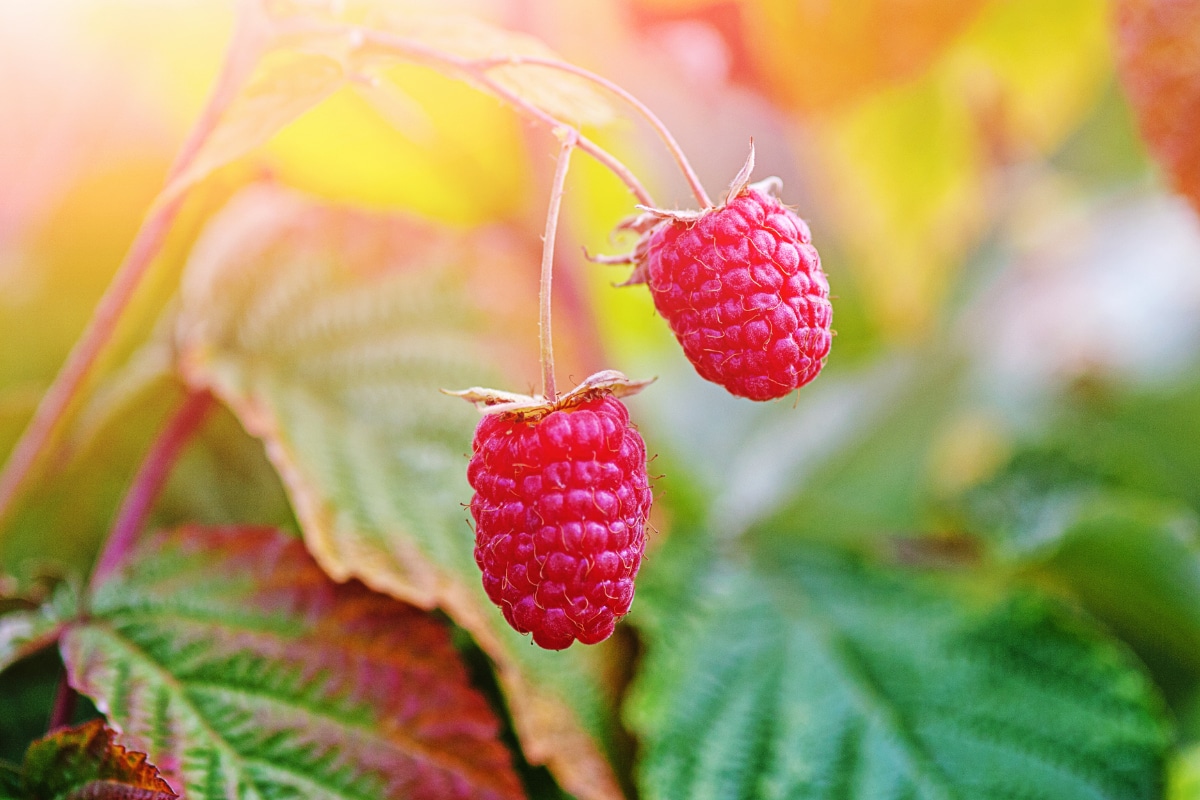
0;3;1194;800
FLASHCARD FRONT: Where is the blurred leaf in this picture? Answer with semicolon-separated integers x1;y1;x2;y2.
164;46;347;201
812;74;984;339
628;542;1169;800
0;582;75;674
61;525;525;799
20;720;176;800
175;185;623;800
963;450;1200;685
266;65;527;224
1172;743;1200;800
741;0;987;113
168;3;613;209
0;766;17;799
1115;0;1200;213
808;0;1112;340
370;11;615;127
745;355;967;547
946;0;1111;157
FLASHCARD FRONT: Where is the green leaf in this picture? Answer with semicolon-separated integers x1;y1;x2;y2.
0;582;76;674
61;525;525;800
628;544;1169;800
1171;742;1200;800
0;764;21;799
176;185;624;800
959;384;1200;682
20;720;176;800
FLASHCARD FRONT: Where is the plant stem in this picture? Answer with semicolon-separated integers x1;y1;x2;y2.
47;671;77;732
359;30;655;207
539;131;577;403
88;390;215;594
0;11;257;531
472;55;712;208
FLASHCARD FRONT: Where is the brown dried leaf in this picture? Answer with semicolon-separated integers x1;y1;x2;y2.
21;720;176;800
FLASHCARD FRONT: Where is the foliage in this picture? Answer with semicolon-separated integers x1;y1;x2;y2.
3;1;1200;799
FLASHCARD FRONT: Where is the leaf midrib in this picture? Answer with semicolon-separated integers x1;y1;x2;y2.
764;572;961;800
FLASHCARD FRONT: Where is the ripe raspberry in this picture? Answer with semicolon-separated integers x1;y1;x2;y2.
632;183;832;401
467;392;651;650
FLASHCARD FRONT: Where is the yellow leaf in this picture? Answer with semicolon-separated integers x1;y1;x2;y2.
371;11;616;127
164;46;348;201
742;0;988;113
946;0;1111;156
265;62;527;223
811;74;984;339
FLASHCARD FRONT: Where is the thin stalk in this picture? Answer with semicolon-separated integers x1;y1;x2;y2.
472;54;712;208
539;131;577;403
88;390;215;593
47;672;77;732
0;11;257;529
359;30;655;207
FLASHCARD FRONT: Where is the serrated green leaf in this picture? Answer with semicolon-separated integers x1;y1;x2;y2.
61;525;525;800
21;719;176;800
629;544;1169;800
175;185;623;800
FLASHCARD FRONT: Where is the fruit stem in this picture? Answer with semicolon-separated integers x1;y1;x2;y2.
88;389;215;595
540;130;577;404
473;55;713;208
359;30;655;207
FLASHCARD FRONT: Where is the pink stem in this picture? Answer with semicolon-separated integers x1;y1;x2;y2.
539;131;578;403
472;55;712;208
88;390;215;593
0;11;257;530
47;671;77;732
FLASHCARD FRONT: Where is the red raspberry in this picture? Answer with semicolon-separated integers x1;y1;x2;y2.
637;186;832;401
467;394;651;650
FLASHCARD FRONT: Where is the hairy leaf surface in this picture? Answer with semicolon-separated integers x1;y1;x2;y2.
61;525;524;800
629;544;1169;800
20;720;176;800
175;186;622;800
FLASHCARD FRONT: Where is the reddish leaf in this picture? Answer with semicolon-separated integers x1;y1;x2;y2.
61;526;525;800
21;720;176;800
1116;0;1200;213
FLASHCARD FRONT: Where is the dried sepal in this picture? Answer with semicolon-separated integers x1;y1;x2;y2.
447;370;654;419
723;139;757;204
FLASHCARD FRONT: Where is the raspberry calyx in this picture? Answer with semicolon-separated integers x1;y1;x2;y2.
450;371;653;650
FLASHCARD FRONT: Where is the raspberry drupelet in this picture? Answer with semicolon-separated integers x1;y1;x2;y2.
467;391;651;650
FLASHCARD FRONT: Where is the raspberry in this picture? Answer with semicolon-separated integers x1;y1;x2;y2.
466;392;652;650
632;184;832;401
